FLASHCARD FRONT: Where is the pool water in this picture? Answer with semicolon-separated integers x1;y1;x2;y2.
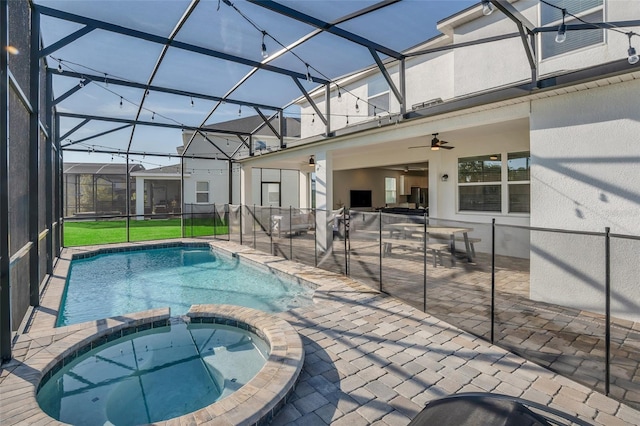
58;247;314;326
37;322;269;426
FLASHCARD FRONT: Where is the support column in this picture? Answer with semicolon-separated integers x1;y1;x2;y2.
45;64;53;273
135;177;145;220
314;150;333;255
29;5;40;306
240;164;253;235
1;0;12;362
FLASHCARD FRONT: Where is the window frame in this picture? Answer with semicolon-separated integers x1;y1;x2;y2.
367;76;390;117
385;177;397;204
457;151;531;215
195;181;209;204
538;1;605;61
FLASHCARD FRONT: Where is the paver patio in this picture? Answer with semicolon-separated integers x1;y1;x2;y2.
1;239;639;425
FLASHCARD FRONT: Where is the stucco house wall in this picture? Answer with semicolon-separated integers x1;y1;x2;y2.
529;77;640;321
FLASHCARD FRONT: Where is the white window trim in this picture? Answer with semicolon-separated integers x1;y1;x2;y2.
385;177;397;204
368;90;390;117
538;2;605;62
195;181;209;204
456;152;531;216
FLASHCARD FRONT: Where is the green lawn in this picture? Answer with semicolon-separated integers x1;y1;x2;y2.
63;218;229;247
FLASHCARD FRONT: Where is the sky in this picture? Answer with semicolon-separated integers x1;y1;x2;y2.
36;0;477;167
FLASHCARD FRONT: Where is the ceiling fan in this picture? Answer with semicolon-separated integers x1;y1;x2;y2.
409;133;455;151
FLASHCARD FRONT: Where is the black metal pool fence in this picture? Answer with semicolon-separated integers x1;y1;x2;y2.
62;204;640;411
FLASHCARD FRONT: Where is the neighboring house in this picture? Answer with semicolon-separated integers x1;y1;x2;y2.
232;0;640;321
63;162;144;217
182;115;303;208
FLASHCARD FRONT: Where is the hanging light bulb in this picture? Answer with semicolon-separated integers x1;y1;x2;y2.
104;73;108;87
337;89;342;102
377;116;382;127
78;79;84;88
305;64;313;83
261;31;268;59
481;0;494;16
57;59;63;73
346;115;349;125
555;9;567;43
119;96;123;109
312;113;315;124
226;139;229;147
627;32;639;65
151;112;155;120
355;98;360;112
190;96;194;107
238;106;242;116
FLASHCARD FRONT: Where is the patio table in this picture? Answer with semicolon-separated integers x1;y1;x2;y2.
385;222;475;262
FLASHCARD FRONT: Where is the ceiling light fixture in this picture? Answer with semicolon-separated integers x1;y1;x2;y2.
481;0;494;16
556;9;567;43
627;32;639;65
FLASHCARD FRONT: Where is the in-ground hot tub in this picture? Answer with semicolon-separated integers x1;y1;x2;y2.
34;305;303;425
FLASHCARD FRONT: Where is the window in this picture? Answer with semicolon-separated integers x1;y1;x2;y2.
367;76;389;117
385;177;397;204
195;181;209;203
540;0;604;59
508;151;530;213
458;152;531;214
458;155;502;212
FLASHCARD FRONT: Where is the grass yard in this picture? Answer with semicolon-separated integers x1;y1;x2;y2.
63;218;229;247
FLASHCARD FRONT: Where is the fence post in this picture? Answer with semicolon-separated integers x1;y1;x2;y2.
423;212;427;312
289;206;293;260
605;226;611;395
379;210;383;292
213;203;216;239
491;218;496;344
239;204;243;245
344;208;348;276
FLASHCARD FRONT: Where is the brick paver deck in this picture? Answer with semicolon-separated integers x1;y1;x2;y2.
1;239;639;425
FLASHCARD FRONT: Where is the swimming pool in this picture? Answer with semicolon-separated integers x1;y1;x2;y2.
37;320;269;425
58;245;314;326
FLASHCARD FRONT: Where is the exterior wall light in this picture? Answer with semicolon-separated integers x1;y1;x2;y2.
441;174;449;182
482;0;494;16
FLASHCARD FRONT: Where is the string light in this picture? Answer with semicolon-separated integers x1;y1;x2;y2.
190;96;194;107
151;112;155;120
355;98;360;112
238;106;242;116
78;79;84;88
555;9;567;43
627;32;639;65
337;89;342;102
311;113;315;124
261;31;268;59
119;96;123;108
104;73;108;87
346;115;349;125
305;63;313;83
57;59;63;73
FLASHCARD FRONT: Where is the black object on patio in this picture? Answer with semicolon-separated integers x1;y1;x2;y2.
409;393;593;426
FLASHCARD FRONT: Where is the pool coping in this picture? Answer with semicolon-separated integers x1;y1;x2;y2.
2;238;356;426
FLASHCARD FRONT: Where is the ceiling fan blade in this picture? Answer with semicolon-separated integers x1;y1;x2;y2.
408;146;429;149
439;140;449;145
440;145;455;150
